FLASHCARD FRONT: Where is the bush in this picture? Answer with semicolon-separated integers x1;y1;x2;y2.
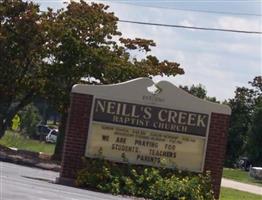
76;158;214;200
19;104;42;138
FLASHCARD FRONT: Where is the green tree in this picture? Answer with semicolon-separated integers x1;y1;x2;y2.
40;1;184;159
247;105;262;166
0;0;47;138
189;84;207;99
225;87;252;166
225;76;261;166
249;76;262;106
180;84;218;103
246;76;262;166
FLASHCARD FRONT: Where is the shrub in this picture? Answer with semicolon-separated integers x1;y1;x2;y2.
76;158;214;200
19;104;42;138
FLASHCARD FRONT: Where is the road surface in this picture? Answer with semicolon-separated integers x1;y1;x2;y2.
1;161;261;199
0;161;132;200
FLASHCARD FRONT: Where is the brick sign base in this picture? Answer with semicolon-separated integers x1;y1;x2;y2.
58;78;231;199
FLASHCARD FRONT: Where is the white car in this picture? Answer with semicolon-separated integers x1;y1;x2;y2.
45;129;58;143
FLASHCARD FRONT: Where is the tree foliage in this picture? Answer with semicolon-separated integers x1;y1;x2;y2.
225;87;253;166
247;105;262;166
225;76;261;166
42;1;184;112
0;0;184;160
180;84;218;103
0;0;47;138
246;76;262;166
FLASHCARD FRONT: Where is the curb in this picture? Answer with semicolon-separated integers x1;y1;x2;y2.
0;145;60;172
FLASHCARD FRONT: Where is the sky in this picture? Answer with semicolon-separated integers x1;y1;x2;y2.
34;0;262;101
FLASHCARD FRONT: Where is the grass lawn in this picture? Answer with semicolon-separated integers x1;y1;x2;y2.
0;130;55;154
220;187;262;200
223;168;262;186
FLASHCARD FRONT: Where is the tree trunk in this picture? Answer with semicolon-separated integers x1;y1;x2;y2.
0;117;6;139
53;113;57;125
0;115;12;139
52;111;68;161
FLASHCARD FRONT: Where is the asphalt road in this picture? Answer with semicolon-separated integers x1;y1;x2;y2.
0;162;132;200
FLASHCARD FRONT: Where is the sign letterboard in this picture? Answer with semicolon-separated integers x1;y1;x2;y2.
86;98;209;172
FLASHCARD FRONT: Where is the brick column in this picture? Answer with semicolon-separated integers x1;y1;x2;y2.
59;93;93;184
204;113;230;199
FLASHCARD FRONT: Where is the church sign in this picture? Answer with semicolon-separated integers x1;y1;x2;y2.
87;98;209;172
59;78;231;199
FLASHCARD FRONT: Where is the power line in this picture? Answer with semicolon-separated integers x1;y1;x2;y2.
101;1;262;17
119;19;262;34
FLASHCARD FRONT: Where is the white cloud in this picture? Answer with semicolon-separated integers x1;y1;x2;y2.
113;3;262;101
218;16;261;32
219;42;260;54
179;20;194;27
37;0;262;101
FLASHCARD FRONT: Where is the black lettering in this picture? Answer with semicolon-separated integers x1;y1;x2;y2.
102;135;109;141
115;137;126;144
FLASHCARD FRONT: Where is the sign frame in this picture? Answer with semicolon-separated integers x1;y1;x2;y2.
80;77;228;172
